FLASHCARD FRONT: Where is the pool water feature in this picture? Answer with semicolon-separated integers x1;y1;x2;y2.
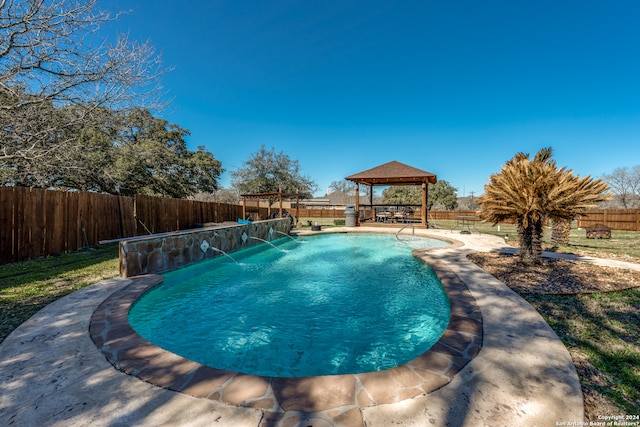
129;233;451;377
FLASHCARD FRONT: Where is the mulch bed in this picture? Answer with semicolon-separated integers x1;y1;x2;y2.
467;252;640;294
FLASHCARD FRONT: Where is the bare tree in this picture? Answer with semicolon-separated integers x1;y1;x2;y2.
631;166;640;206
326;180;357;205
329;180;356;195
602;167;640;208
1;0;167;183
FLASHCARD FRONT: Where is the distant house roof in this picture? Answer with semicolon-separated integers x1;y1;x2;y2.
298;197;331;206
240;191;299;199
345;160;437;186
298;193;353;207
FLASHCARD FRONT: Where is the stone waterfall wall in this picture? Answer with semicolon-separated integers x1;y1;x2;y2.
119;218;292;277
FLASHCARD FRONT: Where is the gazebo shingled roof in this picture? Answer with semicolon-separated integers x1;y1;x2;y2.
345;160;437;227
346;160;437;185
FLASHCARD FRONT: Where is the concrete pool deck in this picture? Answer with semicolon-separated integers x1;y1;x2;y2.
0;227;595;426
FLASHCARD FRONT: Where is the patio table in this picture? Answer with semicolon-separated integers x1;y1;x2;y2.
454;215;479;234
393;212;407;223
376;211;393;222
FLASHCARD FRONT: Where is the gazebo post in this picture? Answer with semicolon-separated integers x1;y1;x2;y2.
369;185;374;222
421;182;427;228
278;187;283;218
242;196;246;220
355;183;360;226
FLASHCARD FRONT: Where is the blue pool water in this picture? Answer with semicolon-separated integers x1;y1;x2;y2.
128;233;451;377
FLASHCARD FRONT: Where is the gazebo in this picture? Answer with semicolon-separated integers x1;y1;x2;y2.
345;160;437;227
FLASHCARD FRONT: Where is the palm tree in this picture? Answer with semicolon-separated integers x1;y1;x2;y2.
477;148;609;264
550;218;572;247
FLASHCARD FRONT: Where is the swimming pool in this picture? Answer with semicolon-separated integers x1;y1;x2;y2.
129;233;451;377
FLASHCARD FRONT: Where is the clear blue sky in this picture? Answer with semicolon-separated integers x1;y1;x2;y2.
104;0;640;197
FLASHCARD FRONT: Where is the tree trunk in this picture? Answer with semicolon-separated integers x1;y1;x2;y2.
518;217;544;264
551;218;572;246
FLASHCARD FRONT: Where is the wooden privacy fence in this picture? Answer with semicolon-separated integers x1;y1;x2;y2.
0;187;248;264
577;209;640;232
133;195;247;234
4;186;637;264
428;210;478;220
427;209;640;230
296;208;486;221
296;208;344;219
0;187;134;263
425;209;639;230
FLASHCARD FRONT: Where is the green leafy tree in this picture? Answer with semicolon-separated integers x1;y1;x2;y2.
1;105;224;198
52;106;120;192
381;186;421;205
478;147;609;264
429;180;458;210
108;108;223;198
231;145;317;200
381;180;458;209
191;188;241;204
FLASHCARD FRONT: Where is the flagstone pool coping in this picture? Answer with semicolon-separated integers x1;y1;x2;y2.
89;254;482;420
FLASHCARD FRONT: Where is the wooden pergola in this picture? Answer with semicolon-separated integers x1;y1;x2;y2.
345;160;437;227
240;189;300;221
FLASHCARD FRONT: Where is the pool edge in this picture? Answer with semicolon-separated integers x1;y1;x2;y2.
89;240;483;414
